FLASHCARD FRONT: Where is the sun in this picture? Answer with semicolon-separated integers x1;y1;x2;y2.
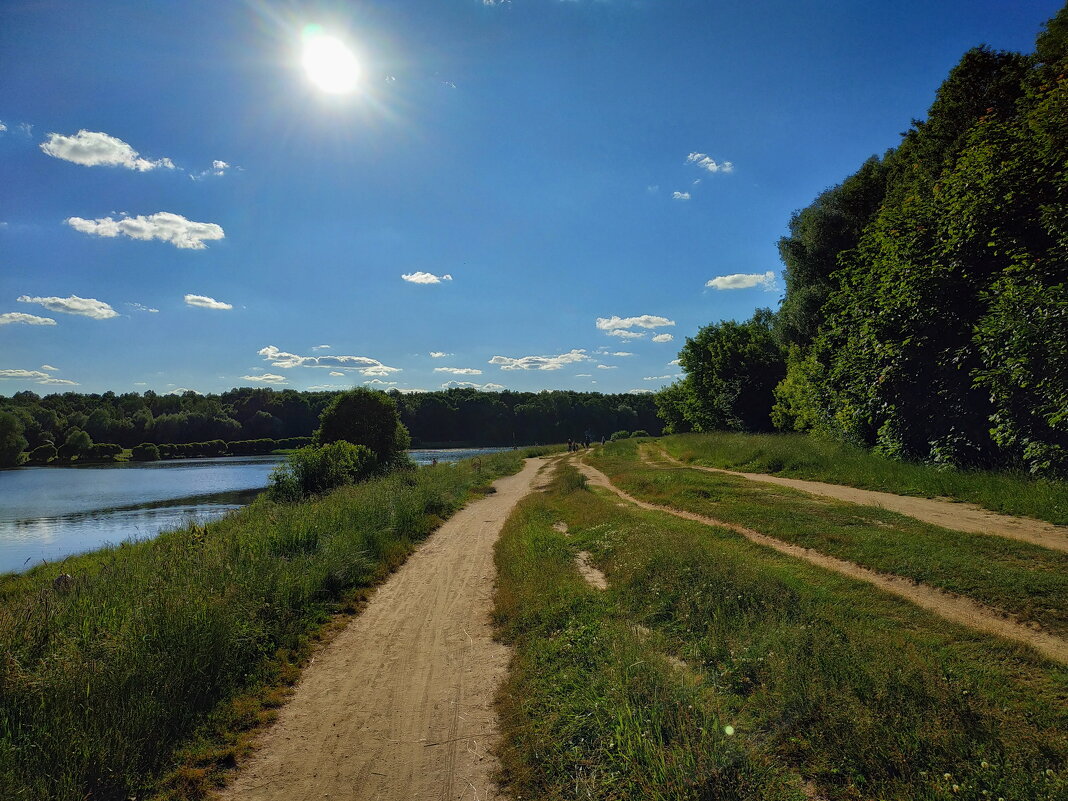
301;25;360;94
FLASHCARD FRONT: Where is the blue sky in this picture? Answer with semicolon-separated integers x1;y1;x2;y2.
1;0;1061;396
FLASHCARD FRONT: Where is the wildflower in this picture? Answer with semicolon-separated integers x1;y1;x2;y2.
981;761;989;769
953;785;960;793
944;774;953;781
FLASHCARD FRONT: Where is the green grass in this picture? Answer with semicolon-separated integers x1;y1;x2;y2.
660;432;1068;525
590;439;1068;636
494;460;1068;801
0;447;551;801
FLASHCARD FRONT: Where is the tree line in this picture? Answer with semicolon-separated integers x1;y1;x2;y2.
0;386;661;466
659;6;1068;477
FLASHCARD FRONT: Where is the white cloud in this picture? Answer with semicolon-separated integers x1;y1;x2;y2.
607;329;645;340
127;302;159;313
489;349;590;371
652;333;674;343
672;191;691;200
627;389;655;395
311;344;332;350
401;271;453;284
596;364;617;370
39;377;79;386
213;160;229;172
67;212;224;249
686;152;734;174
596;315;675;331
258;345;401;376
329;371;345;377
0;122;6;132
40;364;59;371
0;312;56;326
41;130;175;171
0;369;49;379
307;384;348;390
429;351;452;358
705;271;777;291
644;375;672;380
16;123;32;136
184;294;232;310
18;294;118;319
610;351;634;357
441;381;505;391
668;358;681;366
364;379;398;386
241;373;287;384
575;374;592;377
191;159;237;181
166;388;201;395
434;367;483;375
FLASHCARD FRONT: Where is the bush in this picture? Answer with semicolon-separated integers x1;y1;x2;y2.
315;388;411;468
267;442;376;502
28;443;57;463
57;429;92;461
131;443;160;462
87;443;122;461
630;429;650;438
227;438;277;456
276;437;313;450
610;430;631;441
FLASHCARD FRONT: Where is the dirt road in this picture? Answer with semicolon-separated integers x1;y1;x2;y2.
219;457;546;801
648;447;1068;553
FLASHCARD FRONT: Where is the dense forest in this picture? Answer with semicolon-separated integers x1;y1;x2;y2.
0;386;661;465
660;6;1068;477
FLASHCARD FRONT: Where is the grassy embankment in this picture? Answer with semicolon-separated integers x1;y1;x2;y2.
494;458;1067;801
659;432;1068;525
591;439;1068;636
0;446;555;801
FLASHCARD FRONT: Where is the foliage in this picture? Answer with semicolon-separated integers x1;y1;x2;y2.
0;412;26;467
314;389;411;468
87;443;122;461
630;429;650;438
130;442;160;461
57;428;92;461
267;442;376;502
27;443;57;463
610;430;631;441
676;308;785;432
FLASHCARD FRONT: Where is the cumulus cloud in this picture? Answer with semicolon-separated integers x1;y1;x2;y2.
686;152;734;174
191;159;237;181
705;271;777;291
434;367;482;375
329;371;345;376
364;379;398;386
488;349;590;371
184;294;232;310
575;374;592;377
610;351;634;357
672;191;691;200
0;312;56;326
596;364;617;370
18;294;118;319
643;375;672;380
668;358;681;366
40;365;59;371
429;351;452;358
401;271;453;284
258;345;401;376
311;344;332;350
441;381;505;391
66;212;224;249
127;302;159;313
39;377;79;386
627;389;655;395
166;388;201;395
41;130;175;171
607;330;645;340
652;333;674;343
0;122;6;132
241;373;287;384
596;315;675;331
0;369;48;379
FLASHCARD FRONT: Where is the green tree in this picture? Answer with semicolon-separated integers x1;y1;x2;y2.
315;388;411;468
58;428;92;461
0;412;27;466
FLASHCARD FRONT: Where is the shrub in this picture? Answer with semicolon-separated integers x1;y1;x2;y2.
87;443;122;461
610;430;631;441
28;443;57;463
315;388;411;468
57;429;92;460
131;443;161;461
630;429;651;438
267;442;376;502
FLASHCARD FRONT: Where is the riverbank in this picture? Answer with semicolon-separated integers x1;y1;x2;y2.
0;447;556;801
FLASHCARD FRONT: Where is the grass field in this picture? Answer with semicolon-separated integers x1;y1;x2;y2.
493;459;1068;801
0;447;554;801
659;432;1068;525
590;440;1068;637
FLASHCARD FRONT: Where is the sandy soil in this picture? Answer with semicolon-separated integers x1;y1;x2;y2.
574;551;608;589
648;447;1068;554
217;457;545;801
577;460;1068;665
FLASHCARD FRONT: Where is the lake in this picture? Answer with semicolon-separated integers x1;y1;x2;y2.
0;448;512;575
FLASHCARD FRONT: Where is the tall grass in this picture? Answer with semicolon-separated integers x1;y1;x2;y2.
495;462;1068;800
661;432;1068;525
0;448;542;801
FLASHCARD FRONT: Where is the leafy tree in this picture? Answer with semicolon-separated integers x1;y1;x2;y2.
58;428;92;461
0;412;27;466
28;443;57;463
131;443;160;461
315;388;411;468
267;442;376;502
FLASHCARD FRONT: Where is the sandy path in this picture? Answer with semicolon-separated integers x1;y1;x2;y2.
219;458;545;801
646;447;1068;554
577;460;1068;664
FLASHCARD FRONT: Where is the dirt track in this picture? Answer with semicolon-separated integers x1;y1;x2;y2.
577;459;1068;664
219;457;545;801
649;447;1068;553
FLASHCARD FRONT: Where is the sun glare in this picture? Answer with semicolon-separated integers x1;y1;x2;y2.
302;26;360;94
